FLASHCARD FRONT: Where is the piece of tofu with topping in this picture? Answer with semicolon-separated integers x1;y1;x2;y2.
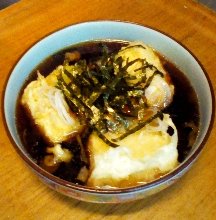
21;67;83;144
87;42;178;188
115;42;174;109
87;114;178;188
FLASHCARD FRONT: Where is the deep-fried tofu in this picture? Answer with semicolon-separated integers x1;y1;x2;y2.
21;67;83;143
87;114;178;188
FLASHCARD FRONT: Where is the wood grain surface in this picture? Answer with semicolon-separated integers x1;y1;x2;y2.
0;0;216;219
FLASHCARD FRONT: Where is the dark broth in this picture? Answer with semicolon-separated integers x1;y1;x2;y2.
16;40;200;184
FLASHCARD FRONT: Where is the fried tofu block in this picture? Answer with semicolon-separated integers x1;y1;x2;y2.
21;67;83;143
115;42;174;109
87;114;178;188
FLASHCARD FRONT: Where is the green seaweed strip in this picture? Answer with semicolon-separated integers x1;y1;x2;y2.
111;111;163;142
57;75;93;118
118;44;146;53
94;127;119;148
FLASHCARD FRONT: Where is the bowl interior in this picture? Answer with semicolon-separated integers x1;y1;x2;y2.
4;21;213;190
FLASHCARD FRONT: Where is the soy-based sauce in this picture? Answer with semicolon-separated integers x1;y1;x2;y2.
16;41;200;184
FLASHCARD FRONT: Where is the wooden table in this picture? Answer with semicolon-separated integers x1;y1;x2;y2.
0;0;216;219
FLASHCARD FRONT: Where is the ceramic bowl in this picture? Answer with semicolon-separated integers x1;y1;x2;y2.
4;21;214;203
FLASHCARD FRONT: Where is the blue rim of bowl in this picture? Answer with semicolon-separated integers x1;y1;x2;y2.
3;20;215;195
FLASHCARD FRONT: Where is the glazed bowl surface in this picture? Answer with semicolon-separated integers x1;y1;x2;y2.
4;21;214;203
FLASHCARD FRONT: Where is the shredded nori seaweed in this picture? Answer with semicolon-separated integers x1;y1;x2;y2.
56;44;164;146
